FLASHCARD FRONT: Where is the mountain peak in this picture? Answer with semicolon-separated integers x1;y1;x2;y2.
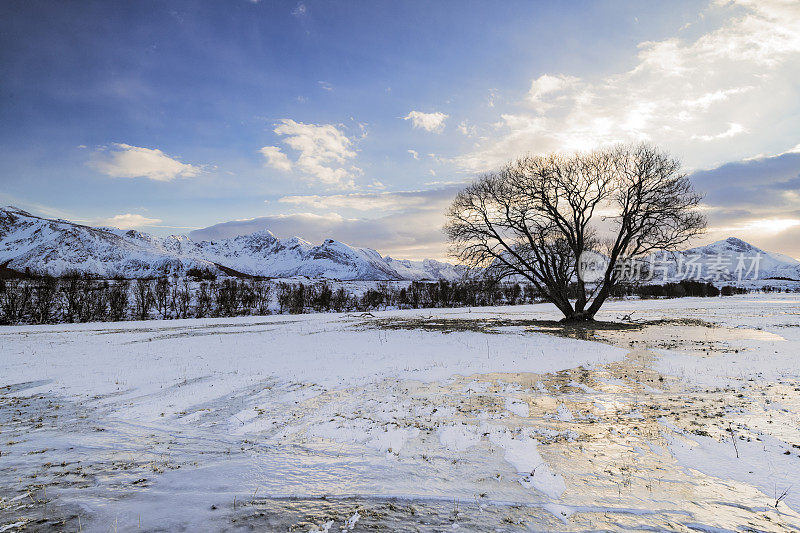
694;237;763;255
238;228;277;241
284;236;312;247
1;205;33;217
724;236;748;246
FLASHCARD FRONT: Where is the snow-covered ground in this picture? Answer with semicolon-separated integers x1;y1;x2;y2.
1;294;800;531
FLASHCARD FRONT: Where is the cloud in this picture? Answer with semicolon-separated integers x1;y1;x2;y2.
408;149;419;159
403;111;448;133
259;146;293;172
457;0;800;172
527;74;580;112
739;218;800;233
692;122;746;141
458;120;477;137
90;143;200;181
691;150;800;206
191;186;463;260
263;119;360;189
278;187;461;212
100;213;162;229
682;87;753;110
191;211;449;260
689;148;800;259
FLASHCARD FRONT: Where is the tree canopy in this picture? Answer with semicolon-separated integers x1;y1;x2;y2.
445;143;706;321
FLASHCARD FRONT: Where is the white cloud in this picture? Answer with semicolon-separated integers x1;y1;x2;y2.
458;120;477;137
278;188;457;212
527;74;580;112
457;0;800;172
100;213;162;229
265;119;360;189
90;143;200;181
191;187;463;260
682;87;752;110
403;110;448;133
689;148;800;259
740;218;800;234
259;146;293;172
692;122;746;141
408;149;419;159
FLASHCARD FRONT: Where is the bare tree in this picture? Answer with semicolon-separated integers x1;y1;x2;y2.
445;144;706;321
176;278;192;319
134;278;154;320
154;277;170;319
195;282;212;318
250;279;271;315
215;279;241;316
60;274;83;322
108;280;129;321
0;279;32;324
85;280;108;322
169;276;180;317
32;276;59;324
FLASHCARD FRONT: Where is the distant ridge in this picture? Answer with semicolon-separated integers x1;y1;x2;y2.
2;206;798;282
0;206;465;280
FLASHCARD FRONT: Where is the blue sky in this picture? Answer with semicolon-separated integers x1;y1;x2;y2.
2;0;800;259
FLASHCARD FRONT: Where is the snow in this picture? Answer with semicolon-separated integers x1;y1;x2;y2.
487;428;566;499
504;397;530;417
662;422;800;512
438;424;482;452
308;520;333;532
1;312;625;404
342;511;360;530
2;294;800;530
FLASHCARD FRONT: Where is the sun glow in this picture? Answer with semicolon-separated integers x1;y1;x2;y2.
740;218;800;234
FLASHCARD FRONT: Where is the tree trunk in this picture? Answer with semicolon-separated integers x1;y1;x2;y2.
560;310;595;323
585;282;611;318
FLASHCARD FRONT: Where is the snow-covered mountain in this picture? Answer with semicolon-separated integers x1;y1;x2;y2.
3;206;797;283
578;237;800;284
0;206;466;280
647;237;800;283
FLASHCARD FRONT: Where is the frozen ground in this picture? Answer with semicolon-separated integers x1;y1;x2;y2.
1;294;799;531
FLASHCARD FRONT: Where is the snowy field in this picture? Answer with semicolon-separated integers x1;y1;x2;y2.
1;294;800;531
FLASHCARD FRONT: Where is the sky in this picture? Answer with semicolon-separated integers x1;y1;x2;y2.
1;0;800;260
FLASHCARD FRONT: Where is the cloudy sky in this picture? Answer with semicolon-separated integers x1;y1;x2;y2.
1;0;799;259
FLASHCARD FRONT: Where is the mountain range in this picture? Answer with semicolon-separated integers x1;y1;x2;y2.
1;206;798;282
0;206;465;280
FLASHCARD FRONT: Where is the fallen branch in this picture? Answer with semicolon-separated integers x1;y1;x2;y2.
728;422;739;459
776;485;791;508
